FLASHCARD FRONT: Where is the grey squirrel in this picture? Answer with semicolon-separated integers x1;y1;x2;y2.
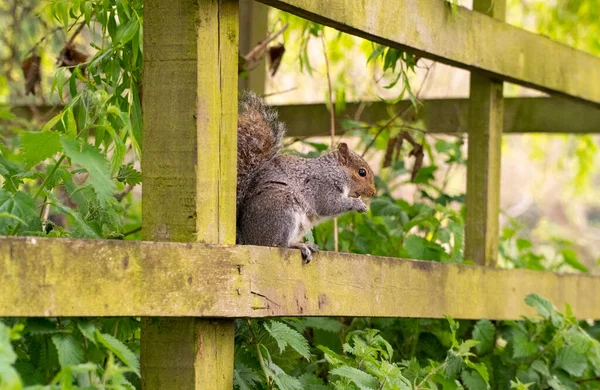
236;91;376;262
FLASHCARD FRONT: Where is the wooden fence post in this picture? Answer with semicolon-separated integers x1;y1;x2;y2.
465;0;506;267
140;0;238;388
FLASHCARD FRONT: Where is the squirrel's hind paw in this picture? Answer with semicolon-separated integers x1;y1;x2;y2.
290;242;319;264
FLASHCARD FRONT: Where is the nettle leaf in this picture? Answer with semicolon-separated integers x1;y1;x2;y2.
564;328;592;354
524;294;554;319
555;345;588;377
96;331;140;376
461;369;488;390
61;137;116;207
0;189;41;234
116;163;142;186
298;373;329;390
473;319;495;355
269;362;303;390
444;351;463;379
20;131;62;167
51;334;84;369
233;364;261;390
330;366;378;389
264;321;311;360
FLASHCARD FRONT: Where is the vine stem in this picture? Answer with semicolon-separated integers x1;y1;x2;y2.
34;154;66;200
320;30;339;252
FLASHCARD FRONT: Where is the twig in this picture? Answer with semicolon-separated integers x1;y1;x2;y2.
260;87;297;98
321;31;339;253
114;184;135;202
24;17;83;58
123;226;141;237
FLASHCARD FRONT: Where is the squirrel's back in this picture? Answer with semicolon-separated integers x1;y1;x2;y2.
237;91;285;206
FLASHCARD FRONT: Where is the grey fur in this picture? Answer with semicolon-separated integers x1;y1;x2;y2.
236;92;374;262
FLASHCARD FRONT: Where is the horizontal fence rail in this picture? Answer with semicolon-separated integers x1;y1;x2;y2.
277;97;600;136
9;97;600;136
258;0;600;107
2;236;600;320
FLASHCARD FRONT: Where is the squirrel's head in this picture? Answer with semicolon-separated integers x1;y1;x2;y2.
336;142;377;199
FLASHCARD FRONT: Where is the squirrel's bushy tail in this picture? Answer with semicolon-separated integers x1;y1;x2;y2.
237;91;285;203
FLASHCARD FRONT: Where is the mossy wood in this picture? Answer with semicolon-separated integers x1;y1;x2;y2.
10;97;600;135
465;0;504;267
141;0;238;388
258;0;600;107
3;236;600;320
239;0;268;93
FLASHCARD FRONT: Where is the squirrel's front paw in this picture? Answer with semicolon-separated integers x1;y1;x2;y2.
352;198;368;213
291;242;319;264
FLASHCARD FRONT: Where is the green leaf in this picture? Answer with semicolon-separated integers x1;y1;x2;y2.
0;361;22;390
116;163;142;186
301;317;343;333
561;249;589;273
412;165;437;184
402;235;446;261
264;321;311;360
564;328;592;354
272;371;303;390
0;189;41;234
96;331;140;376
472;319;495;355
512;332;537;359
46;191;101;238
76;322;98;345
233;364;261;390
51;334;84;369
555;345;588;376
101;123;126;175
41;111;65;132
330;366;378;389
61;137;116;207
20;131;62;167
115;17;139;44
445;351;463;379
524;294;554;319
0;322;17;364
461;370;488;390
298;373;329;390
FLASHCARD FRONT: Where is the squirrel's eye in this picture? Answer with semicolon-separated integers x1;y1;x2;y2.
358;168;367;177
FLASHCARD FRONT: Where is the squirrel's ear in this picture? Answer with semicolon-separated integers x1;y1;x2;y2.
337;142;349;164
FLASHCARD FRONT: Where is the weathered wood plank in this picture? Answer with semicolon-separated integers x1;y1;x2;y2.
3;236;600;320
464;0;504;267
257;0;600;107
141;0;238;387
9;97;600;135
239;0;269;93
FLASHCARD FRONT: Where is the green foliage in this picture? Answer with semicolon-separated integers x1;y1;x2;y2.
233;295;600;389
0;318;140;389
499;218;589;273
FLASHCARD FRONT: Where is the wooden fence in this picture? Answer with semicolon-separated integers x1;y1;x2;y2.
3;0;600;388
